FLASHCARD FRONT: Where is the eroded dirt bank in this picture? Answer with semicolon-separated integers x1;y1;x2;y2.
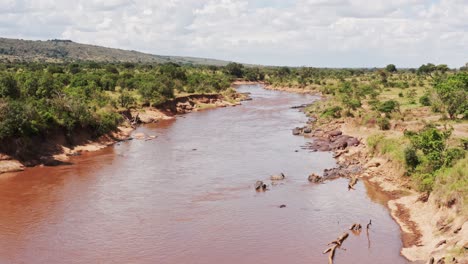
0;92;249;174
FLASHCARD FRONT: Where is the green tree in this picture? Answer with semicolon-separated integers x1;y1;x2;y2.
386;64;397;73
0;72;20;98
433;72;468;119
378;100;399;114
225;62;244;78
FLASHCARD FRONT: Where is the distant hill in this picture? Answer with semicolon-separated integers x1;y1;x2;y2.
0;37;231;66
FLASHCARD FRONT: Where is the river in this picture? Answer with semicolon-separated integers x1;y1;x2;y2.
0;84;408;263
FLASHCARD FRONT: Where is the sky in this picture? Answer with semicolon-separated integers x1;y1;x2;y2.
0;0;467;68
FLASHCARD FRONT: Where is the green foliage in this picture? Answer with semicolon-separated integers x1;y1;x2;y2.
225;62;244;78
366;134;406;162
433;157;468;212
404;146;420;170
386;64;397;73
0;99;41;138
419;94;431;106
417;63;436;75
321;106;342;118
407;89;417;104
433;72;468;119
378;100;399;114
412;173;435;192
0;61;236;141
92;110;122;136
377;117;391;130
0;72;20;98
118;90;136;109
405;126;465;191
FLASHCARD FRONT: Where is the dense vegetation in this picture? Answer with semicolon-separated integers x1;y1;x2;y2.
0;62;234;141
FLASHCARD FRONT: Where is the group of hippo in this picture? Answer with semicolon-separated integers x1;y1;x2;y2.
255;170;355;191
255;173;286;191
254;127;363;191
296;129;360;152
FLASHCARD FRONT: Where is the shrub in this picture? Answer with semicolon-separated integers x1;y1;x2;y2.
321;106;342;118
378;100;399;114
0;73;20;99
377;117;391;130
433;72;468;119
419;94;431;106
404;146;419;170
412;173;435;192
92;111;121;136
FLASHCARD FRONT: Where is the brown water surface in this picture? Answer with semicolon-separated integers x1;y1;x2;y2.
0;85;408;263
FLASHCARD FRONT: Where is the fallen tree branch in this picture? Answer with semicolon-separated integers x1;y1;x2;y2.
328;244;338;264
323;232;350;263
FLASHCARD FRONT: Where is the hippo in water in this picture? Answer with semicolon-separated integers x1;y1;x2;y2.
270;173;286;181
255;181;268;191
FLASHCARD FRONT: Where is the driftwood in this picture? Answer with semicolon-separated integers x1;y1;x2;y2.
348;176;358;190
328;244;338;264
329;232;349;246
323;233;349;264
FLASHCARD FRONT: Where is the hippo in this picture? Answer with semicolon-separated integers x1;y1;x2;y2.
270;173;286;181
292;128;301;135
255;181;267;191
308;173;322;183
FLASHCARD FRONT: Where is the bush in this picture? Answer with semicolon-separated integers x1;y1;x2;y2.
433;72;468;119
377;117;391;130
378;100;399;114
412;173;435;192
444;148;465;167
321;106;342;118
404;146;419;170
419;94;431;106
0;73;20;98
92;111;121;136
367;134;385;155
433;157;468;212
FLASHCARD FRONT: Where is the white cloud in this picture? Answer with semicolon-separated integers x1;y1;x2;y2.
0;0;466;67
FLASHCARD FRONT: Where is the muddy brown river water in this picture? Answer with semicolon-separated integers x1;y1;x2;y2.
0;85;408;263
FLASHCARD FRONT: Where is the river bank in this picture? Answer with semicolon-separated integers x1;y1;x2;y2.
276;83;467;263
0;91;249;175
